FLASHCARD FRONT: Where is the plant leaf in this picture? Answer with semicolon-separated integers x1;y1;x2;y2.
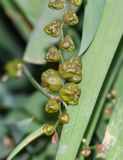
7;125;44;160
80;38;123;160
1;0;31;39
56;0;123;159
13;0;43;25
78;0;105;55
100;95;123;159
7;118;33;143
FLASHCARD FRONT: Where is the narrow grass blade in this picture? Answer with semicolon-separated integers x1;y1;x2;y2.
56;0;123;159
7;125;44;160
79;0;105;55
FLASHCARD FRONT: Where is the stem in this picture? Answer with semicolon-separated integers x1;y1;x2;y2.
23;65;54;99
62;101;68;110
60;22;65;62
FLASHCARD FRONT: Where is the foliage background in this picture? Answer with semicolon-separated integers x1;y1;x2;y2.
0;0;123;160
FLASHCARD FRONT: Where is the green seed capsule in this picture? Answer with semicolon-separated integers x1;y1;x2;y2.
45;99;60;113
68;0;83;6
41;69;63;92
4;59;22;78
43;124;55;136
58;57;82;83
48;0;64;10
60;34;75;52
58;113;69;124
63;9;78;25
59;82;81;105
45;46;61;62
44;20;61;38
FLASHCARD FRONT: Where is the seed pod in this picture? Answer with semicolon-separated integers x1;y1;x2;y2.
48;0;64;10
4;59;22;78
58;57;82;83
63;10;78;25
59;83;81;105
68;0;83;6
43;124;55;136
41;69;63;92
45;46;61;62
60;34;75;52
45;99;60;113
58;113;69;124
44;20;61;38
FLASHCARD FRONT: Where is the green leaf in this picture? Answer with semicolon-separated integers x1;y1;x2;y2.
79;0;105;55
101;95;123;160
7;125;44;160
56;0;123;159
0;11;23;57
1;0;31;39
79;38;123;160
7;118;33;143
23;91;48;122
13;0;43;25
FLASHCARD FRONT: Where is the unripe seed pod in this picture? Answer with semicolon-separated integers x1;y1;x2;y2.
41;69;63;92
48;0;64;10
4;59;22;78
63;9;78;25
45;46;61;62
45;99;60;113
59;83;81;105
58;57;82;83
68;0;83;6
44;20;61;38
60;34;75;52
43;124;55;136
58;113;69;124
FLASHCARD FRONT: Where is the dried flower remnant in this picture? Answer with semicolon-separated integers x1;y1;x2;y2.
60;34;75;52
45;99;60;113
45;46;61;62
63;9;78;25
44;20;62;38
59;82;81;105
43;124;55;136
48;0;64;10
59;57;82;83
68;0;83;6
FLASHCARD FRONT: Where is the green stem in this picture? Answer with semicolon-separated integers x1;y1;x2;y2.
60;22;65;62
62;101;68;110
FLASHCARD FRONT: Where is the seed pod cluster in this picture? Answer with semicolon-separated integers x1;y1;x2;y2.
42;0;83;136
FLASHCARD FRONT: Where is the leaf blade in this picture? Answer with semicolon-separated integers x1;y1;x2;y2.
79;0;105;55
56;0;123;159
7;125;44;160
